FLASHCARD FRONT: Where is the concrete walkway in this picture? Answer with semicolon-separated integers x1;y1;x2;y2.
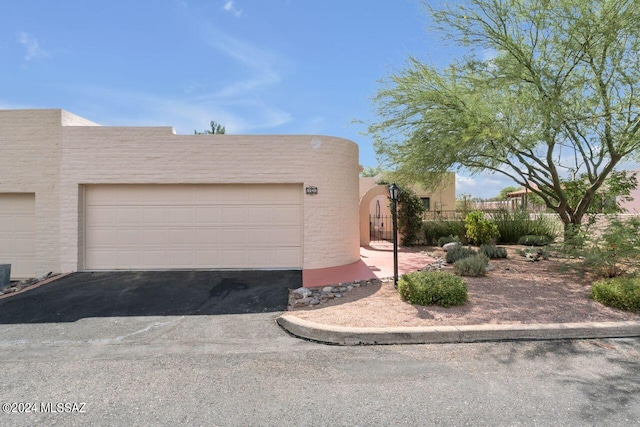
303;242;433;288
288;243;640;345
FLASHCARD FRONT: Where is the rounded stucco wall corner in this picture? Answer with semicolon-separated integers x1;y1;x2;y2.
302;136;360;270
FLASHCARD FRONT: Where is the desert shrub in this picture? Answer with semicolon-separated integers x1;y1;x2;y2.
591;277;640;312
491;209;558;244
479;244;508;259
580;216;640;278
518;235;551;246
453;255;489;277
464;211;500;245
437;235;460;247
446;246;477;264
423;220;466;246
397;271;468;307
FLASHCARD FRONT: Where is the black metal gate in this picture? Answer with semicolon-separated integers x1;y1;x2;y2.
369;214;393;242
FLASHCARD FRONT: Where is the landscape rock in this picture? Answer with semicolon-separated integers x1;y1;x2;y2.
442;242;461;252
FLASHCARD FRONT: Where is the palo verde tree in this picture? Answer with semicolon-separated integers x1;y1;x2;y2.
368;0;640;235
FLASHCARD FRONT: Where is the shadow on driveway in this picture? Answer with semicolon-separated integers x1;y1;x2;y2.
0;270;301;324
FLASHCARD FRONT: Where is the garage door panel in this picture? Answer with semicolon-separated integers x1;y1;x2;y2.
0;218;13;232
117;230;141;245
87;207;116;225
142;251;167;267
16;238;35;253
274;207;302;224
221;206;248;223
196;250;219;265
170;228;196;245
86;250;115;269
170;207;195;224
195;229;221;244
169;250;195;267
86;229;115;246
85;185;302;270
15;216;36;231
142;229;168;245
143;208;168;224
222;228;248;244
195;207;221;223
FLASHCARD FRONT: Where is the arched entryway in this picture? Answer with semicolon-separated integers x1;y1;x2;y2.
359;185;390;246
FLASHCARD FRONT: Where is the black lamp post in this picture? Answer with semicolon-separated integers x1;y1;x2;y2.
389;183;400;289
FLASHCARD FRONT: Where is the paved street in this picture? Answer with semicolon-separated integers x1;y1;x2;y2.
1;309;639;426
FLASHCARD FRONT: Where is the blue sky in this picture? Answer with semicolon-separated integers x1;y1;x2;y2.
2;0;522;198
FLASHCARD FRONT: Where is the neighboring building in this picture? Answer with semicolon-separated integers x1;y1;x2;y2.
358;173;456;245
0;109;361;279
618;169;640;213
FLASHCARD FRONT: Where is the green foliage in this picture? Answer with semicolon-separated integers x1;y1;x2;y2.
395;185;426;246
367;0;640;233
360;165;382;177
194;120;226;135
376;180;425;245
398;271;468;308
591;277;640;313
453;255;489;277
491;209;558;244
579;216;640;278
437;235;460;247
423;220;466;246
562;171;637;215
446;246;477;264
464;211;499;246
479;244;507;259
518;235;551;246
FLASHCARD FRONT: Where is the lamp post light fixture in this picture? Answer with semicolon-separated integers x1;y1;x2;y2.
389;183;400;289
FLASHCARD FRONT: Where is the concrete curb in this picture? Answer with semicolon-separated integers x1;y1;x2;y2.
277;314;640;345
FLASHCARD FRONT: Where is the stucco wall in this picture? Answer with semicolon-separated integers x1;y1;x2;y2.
1;109;360;275
0;110;62;276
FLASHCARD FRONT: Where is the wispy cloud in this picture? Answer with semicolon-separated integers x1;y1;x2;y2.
72;85;290;134
222;1;242;17
18;32;51;61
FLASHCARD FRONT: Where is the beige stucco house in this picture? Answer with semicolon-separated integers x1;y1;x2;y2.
0;109;361;279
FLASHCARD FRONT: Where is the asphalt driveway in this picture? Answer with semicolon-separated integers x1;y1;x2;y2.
0;270;301;324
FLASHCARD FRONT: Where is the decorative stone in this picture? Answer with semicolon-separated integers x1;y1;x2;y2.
347;285;353;291
322;286;334;293
442;242;461;252
309;298;320;305
293;287;312;297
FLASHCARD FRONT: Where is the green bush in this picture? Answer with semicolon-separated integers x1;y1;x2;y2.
465;211;500;245
423;220;466;246
446;246;477;264
491;209;558;244
518;235;551;246
591;277;640;312
397;271;468;307
479;244;508;259
583;216;640;278
437;235;460;247
453;255;489;277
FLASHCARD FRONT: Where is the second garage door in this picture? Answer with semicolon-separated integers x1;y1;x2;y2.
84;184;302;270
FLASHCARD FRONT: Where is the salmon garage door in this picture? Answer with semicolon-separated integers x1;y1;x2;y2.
0;193;36;279
84;184;302;270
